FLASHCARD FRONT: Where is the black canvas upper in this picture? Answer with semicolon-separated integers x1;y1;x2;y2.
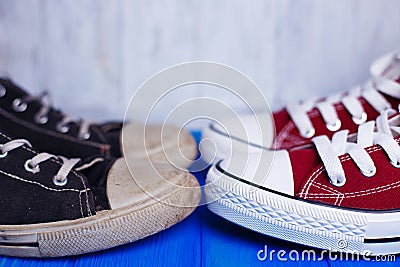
0;78;122;159
0;78;120;225
78;154;116;212
0;131;114;225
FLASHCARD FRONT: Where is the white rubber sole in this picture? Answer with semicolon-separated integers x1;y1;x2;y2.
205;163;400;256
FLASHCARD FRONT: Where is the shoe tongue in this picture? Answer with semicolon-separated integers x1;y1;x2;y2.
76;155;117;188
380;57;400;82
370;54;400;103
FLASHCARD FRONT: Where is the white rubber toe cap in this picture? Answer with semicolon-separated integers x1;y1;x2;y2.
211;112;275;149
219;149;294;196
107;158;200;210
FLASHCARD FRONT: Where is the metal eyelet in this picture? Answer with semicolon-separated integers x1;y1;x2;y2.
0;85;6;98
53;175;68;186
352;112;367;125
361;167;376;178
330;177;346;187
0;145;8;158
24;159;40;174
12;98;28;112
82;132;91;140
56;123;70;133
34;113;49;124
301;128;315;139
326;119;341;132
391;160;400;168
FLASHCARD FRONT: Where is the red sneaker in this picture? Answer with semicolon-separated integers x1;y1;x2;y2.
201;51;400;164
206;109;400;255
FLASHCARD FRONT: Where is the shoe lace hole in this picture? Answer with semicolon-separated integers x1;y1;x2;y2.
56;123;70;133
24;159;40;173
330;177;346;187
361;167;376;178
301;128;315;138
391;160;400;168
352;112;367;125
82;132;91;140
0;145;8;158
0;85;6;98
12;98;28;112
53;175;68;186
34;114;49;124
326;119;341;132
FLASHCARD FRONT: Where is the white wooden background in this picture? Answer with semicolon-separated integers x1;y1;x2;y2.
0;0;399;121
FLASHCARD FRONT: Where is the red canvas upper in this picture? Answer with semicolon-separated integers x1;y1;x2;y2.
272;53;400;211
288;130;400;211
272;78;400;150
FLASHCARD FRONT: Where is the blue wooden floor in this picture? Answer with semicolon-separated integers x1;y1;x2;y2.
1;132;399;266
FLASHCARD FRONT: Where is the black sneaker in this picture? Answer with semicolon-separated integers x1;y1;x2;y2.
0;132;200;257
0;78;197;165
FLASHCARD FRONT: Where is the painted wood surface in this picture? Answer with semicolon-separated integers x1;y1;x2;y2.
0;0;399;121
0;132;398;266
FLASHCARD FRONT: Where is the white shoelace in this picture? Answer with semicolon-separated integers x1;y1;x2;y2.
12;91;93;140
0;139;81;185
312;109;400;187
287;51;400;138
